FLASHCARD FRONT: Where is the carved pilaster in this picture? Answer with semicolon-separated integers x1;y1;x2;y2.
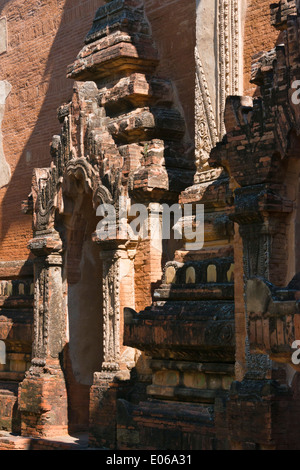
97;241;138;374
231;193;275;379
239;224;271;281
18;231;68;438
89;242;137;449
31;252;64;366
101;249;121;373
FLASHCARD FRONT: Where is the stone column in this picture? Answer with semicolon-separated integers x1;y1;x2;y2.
226;185;293;449
89;240;137;448
230;185;293;379
18;231;68;438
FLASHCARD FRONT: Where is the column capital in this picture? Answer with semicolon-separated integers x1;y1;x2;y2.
28;230;63;257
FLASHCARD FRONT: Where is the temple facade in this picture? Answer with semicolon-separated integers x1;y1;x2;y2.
0;0;300;450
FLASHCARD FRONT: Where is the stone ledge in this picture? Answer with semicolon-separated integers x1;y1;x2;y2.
0;431;92;450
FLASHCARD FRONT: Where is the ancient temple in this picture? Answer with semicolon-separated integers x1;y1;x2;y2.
1;0;300;450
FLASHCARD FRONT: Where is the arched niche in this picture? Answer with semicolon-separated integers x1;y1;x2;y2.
57;163;104;433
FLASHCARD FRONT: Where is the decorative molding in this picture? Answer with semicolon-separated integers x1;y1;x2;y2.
101;251;121;372
218;0;230;138
231;0;240;96
195;0;241;181
218;0;240;135
195;48;218;180
33;263;49;361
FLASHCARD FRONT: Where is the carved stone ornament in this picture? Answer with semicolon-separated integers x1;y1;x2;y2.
195;0;243;182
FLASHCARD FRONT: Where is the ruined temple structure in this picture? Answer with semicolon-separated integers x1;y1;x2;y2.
2;0;300;451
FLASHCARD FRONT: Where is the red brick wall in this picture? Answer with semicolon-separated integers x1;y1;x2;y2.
0;0;195;263
0;0;282;263
145;0;195;143
0;0;105;261
243;0;282;96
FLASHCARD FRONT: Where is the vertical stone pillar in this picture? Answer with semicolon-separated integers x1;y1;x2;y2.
226;186;293;449
89;241;137;448
101;249;122;374
18;231;68;438
238;220;272;378
231;187;292;379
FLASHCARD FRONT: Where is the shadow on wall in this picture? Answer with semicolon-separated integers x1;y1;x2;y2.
0;0;104;246
0;0;106;435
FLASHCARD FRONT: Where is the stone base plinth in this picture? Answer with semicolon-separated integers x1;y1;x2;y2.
89;370;132;449
18;368;68;438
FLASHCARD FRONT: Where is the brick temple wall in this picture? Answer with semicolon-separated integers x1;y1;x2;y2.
243;0;281;96
0;0;297;448
0;0;279;264
0;0;107;263
0;0;196;266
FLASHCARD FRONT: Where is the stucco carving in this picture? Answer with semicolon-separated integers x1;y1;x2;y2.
101;251;121;372
195;0;246;181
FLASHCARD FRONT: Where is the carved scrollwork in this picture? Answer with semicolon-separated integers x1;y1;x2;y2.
32;262;49;361
93;184;114;208
195;48;218;179
34;117;71;232
195;0;241;182
64;157;97;199
204;321;234;346
102;252;121;372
